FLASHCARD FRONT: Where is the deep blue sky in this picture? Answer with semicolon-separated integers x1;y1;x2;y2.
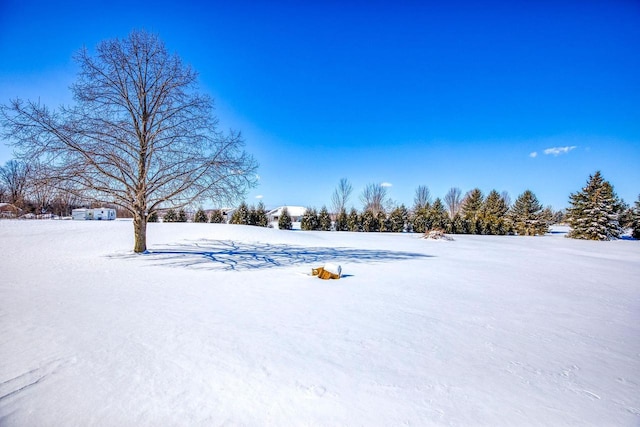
1;0;639;210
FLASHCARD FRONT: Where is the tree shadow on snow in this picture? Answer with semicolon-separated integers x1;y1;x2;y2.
114;239;431;271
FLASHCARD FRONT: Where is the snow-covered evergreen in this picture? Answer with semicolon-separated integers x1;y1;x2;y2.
411;206;430;233
461;188;484;234
632;195;640;239
509;190;549;236
335;208;348;231
428;198;449;231
277;206;292;230
360;209;378;232
163;208;178;222
301;207;319;231
377;211;391;232
450;213;465;234
209;209;225;224
481;190;509;235
230;202;250;225
347;208;360;232
194;208;208;223
318;206;332;231
253;202;269;227
389;205;409;233
566;171;622;240
177;208;187;222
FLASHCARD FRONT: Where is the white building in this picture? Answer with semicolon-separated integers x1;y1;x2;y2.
72;208;116;220
267;206;307;229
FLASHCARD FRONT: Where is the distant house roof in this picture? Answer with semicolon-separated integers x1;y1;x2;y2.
267;206;307;218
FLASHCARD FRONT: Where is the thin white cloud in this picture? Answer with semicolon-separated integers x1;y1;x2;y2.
255;195;263;199
543;146;577;156
380;182;393;187
529;151;538;158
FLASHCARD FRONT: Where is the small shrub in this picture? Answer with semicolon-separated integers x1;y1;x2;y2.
423;229;454;241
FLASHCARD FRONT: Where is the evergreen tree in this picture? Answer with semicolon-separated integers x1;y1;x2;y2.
194;208;208;223
428;198;449;231
347;208;360;232
248;204;257;226
361;209;378;232
566;171;622;240
377;211;391;232
411;206;430;233
301;207;319;231
163;208;177;222
254;201;268;227
481;190;508;235
509;190;549;236
630;195;640;239
461;188;484;234
389;205;408;233
450;213;465;234
147;211;159;223
278;206;292;230
335;208;348;231
209;209;224;223
318;206;332;231
230;201;250;225
177;208;188;222
618;201;633;230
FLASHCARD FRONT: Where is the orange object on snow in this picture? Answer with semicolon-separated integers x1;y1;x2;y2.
312;263;342;280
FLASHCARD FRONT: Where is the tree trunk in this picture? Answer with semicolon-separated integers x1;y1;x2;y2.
133;213;147;253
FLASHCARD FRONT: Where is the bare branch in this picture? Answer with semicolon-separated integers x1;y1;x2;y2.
360;183;388;215
331;178;353;213
444;187;462;218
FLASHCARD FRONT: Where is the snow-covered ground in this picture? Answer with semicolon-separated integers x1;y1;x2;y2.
1;220;638;426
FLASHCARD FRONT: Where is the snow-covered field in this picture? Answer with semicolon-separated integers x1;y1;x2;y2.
1;220;638;426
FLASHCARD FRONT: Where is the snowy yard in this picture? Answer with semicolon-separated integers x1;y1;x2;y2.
1;220;638;426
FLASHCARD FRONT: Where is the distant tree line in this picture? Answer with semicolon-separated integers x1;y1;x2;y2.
148;207;228;224
2;159;638;241
0;159;125;217
294;172;638;240
297;187;554;236
227;201;269;226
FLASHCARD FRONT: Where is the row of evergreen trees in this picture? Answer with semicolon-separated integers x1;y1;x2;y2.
296;171;640;240
298;189;551;236
228;201;268;226
150;171;640;241
149;207;226;223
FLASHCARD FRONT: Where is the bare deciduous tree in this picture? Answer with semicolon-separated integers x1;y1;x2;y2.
0;159;30;208
360;183;388;215
52;183;83;217
413;185;431;210
331;178;353;214
1;30;257;252
28;161;57;215
444;187;462;218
